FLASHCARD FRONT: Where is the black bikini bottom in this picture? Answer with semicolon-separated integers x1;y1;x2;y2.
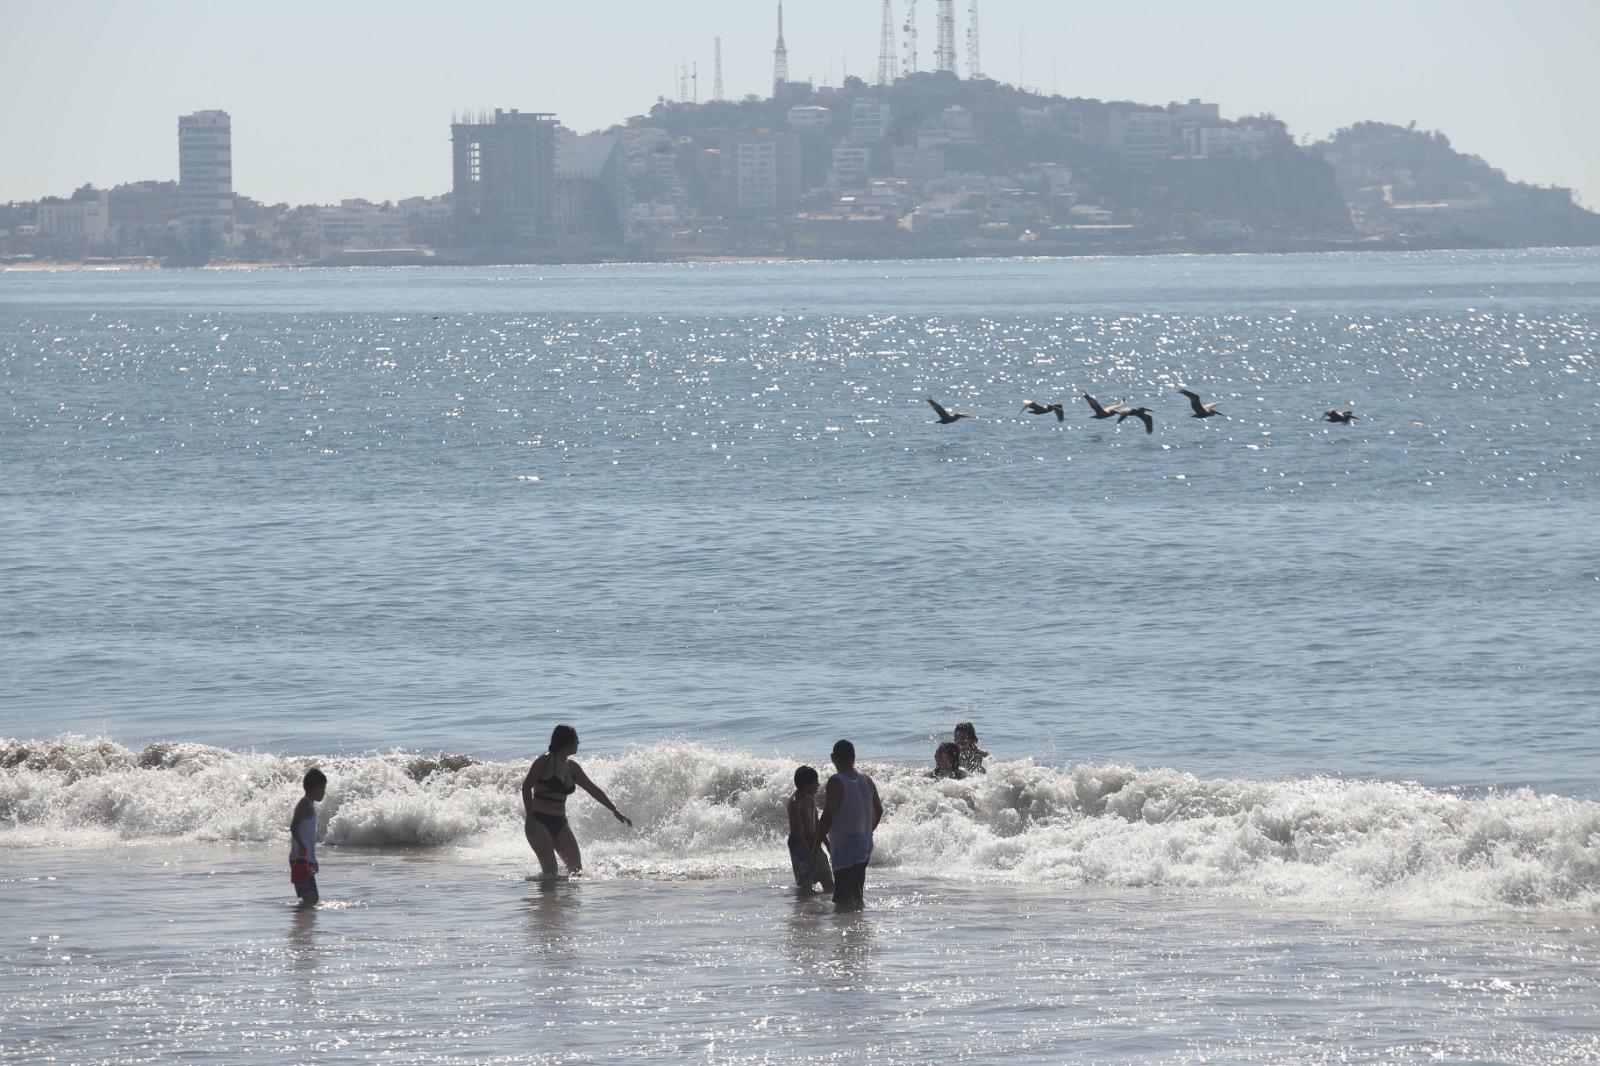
530;811;569;838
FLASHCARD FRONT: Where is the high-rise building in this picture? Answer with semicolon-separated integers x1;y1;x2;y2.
178;110;234;241
734;130;801;215
451;109;559;248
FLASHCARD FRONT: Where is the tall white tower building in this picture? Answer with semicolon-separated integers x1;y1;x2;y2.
178;110;234;242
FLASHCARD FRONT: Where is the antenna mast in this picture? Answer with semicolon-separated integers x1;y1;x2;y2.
902;0;919;75
713;37;725;101
773;1;789;95
877;0;896;86
966;0;982;79
935;0;956;74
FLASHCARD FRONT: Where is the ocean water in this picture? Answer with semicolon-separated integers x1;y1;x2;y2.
2;250;1599;1062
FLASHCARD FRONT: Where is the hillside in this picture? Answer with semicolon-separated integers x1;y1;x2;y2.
1315;121;1600;246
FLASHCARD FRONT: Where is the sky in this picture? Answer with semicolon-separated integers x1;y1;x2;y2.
2;0;1596;207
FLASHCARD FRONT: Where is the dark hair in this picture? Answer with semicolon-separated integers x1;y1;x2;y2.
794;765;819;789
954;722;978;741
935;741;960;766
831;739;855;762
303;768;327;792
548;724;578;753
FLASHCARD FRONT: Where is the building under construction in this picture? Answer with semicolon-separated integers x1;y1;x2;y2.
451;109;559;248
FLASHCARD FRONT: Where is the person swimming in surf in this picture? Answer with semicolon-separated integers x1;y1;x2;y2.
929;741;967;780
521;724;632;879
954;722;988;774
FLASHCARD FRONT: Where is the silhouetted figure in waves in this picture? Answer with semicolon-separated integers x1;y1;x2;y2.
813;739;883;912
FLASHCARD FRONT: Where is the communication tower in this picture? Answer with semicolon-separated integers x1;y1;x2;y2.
966;0;982;79
877;0;897;86
713;37;725;101
935;0;956;74
773;1;789;95
902;0;918;75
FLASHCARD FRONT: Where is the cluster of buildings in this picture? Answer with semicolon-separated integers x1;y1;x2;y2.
9;79;1580;264
4;0;1591;265
0;91;1319;266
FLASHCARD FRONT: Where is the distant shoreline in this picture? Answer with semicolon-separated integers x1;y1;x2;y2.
5;235;1592;274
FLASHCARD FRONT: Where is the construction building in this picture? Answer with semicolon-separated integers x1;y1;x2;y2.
554;130;626;247
178;110;234;242
451;109;559;248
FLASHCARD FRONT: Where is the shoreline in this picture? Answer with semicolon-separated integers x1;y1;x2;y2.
8;236;1595;274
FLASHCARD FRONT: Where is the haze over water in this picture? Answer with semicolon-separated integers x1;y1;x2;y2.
3;250;1598;1062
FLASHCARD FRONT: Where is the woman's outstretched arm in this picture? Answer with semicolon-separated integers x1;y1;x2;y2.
571;762;632;825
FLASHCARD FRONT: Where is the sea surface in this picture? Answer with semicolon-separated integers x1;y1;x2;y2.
2;250;1599;1062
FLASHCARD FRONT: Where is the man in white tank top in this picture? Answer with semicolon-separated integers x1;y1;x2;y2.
812;739;883;912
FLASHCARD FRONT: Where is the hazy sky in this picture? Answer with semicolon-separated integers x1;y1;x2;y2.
3;0;1596;207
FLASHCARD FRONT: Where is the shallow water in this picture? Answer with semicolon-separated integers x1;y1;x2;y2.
5;846;1599;1064
3;250;1599;1061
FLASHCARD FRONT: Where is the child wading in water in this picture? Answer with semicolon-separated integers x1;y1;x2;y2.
290;768;327;906
787;766;834;895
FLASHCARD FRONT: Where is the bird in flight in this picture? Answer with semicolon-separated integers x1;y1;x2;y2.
925;397;972;424
1117;407;1154;434
1322;409;1357;424
1082;394;1127;420
1178;388;1221;418
1022;401;1065;422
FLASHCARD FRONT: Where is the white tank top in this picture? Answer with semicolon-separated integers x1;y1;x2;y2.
826;770;876;869
291;805;317;866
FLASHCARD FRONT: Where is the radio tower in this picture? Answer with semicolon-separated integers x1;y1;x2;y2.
773;1;788;96
902;0;919;75
877;0;896;86
713;37;725;101
966;0;981;79
935;0;957;74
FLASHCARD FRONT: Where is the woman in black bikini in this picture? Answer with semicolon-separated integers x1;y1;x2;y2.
521;724;632;878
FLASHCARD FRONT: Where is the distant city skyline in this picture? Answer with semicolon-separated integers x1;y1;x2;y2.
2;0;1596;207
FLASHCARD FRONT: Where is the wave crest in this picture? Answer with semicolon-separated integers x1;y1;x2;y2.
3;736;1597;911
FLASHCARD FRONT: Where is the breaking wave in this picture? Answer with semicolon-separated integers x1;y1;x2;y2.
3;736;1597;912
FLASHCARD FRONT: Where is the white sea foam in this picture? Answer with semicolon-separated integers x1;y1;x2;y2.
3;737;1597;911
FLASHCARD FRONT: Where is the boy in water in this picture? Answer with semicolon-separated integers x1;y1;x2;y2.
290;768;327;906
786;766;834;895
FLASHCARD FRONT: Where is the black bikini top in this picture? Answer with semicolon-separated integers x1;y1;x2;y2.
534;770;576;803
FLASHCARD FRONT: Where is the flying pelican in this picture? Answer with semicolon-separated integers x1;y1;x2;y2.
1022;401;1065;422
925;397;972;424
1082;394;1127;420
1178;388;1221;418
1323;409;1357;424
1117;407;1154;434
